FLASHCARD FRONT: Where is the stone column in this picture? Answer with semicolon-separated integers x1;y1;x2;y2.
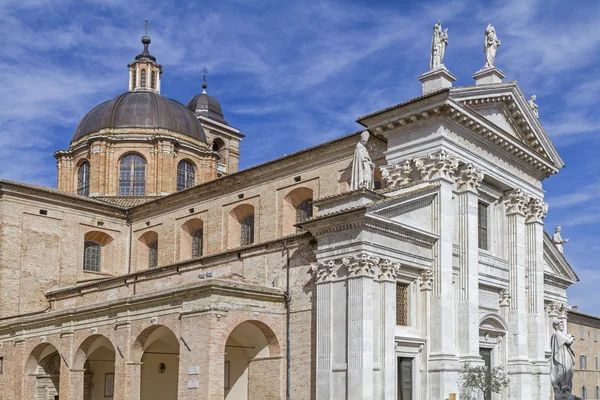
377;260;399;400
419;269;433;393
313;260;336;400
414;150;459;399
455;164;484;365
127;362;143;400
346;254;377;400
525;197;549;399
504;189;532;398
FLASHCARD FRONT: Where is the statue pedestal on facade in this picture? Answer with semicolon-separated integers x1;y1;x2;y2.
418;67;457;95
472;66;505;85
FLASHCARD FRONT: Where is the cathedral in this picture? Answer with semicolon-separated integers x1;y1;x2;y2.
0;26;578;400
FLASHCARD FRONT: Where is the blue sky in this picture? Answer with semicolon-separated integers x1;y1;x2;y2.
1;0;599;312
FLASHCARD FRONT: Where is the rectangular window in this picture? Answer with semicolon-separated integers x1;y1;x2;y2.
581;355;587;370
478;203;488;250
0;357;3;374
581;327;585;339
595;330;598;342
595;356;598;371
396;283;409;326
397;357;413;400
595;386;599;400
480;348;493;400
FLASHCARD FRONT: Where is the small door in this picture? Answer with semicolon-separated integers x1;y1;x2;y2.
398;357;413;400
480;348;492;400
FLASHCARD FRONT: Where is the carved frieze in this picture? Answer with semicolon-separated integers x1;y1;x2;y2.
414;150;459;182
455;163;484;192
526;197;548;224
504;188;528;216
419;269;434;291
380;160;412;189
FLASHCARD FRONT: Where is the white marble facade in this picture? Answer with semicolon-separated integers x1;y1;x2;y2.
302;67;578;399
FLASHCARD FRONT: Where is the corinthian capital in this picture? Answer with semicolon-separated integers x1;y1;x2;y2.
499;289;511;307
419;269;434;291
526;197;548;224
310;260;338;283
455;164;484;193
504;189;528;216
414;150;459;182
378;259;401;281
345;253;379;277
381;160;412;189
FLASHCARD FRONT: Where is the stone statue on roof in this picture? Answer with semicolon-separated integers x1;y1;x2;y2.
430;20;449;70
528;95;539;118
484;24;501;68
550;319;575;399
351;131;375;190
553;226;569;254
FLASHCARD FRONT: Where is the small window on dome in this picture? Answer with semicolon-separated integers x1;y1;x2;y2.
141;70;146;88
133;70;137;89
177;160;195;191
119;154;146;196
151;71;156;89
77;161;90;196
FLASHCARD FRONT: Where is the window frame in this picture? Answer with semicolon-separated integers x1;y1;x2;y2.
151;71;156;89
192;229;203;258
77;161;91;196
478;202;489;250
119;154;146;196
240;215;255;246
295;199;313;225
176;160;196;191
148;240;158;268
83;240;102;272
141;69;147;88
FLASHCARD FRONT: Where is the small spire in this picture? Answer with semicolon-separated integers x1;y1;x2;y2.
144;20;150;36
202;66;208;94
135;20;156;62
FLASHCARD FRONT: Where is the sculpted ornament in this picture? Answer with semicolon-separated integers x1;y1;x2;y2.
526;197;548;223
550;319;575;399
345;253;379;277
499;289;511;307
552;226;569;254
484;24;501;68
430;20;449;70
503;189;528;216
380;160;412;189
414;150;459;182
350;131;375;190
311;260;338;283
378;259;401;280
528;95;539;118
419;269;434;291
455;163;484;192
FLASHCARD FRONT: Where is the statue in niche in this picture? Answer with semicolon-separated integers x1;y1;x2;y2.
430;20;449;70
484;24;501;68
528;95;539;117
553;226;569;254
550;319;575;399
350;131;375;190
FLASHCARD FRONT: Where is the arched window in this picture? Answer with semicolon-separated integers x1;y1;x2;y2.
296;199;313;224
240;215;254;246
149;240;158;268
151;71;156;89
212;138;225;160
119;154;146;196
77;161;90;196
133;70;137;89
192;229;203;258
83;241;101;272
177;160;195;191
141;69;147;88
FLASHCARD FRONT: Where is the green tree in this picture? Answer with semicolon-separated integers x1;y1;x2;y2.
459;363;509;400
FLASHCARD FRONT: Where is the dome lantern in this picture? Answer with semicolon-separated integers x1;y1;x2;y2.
128;21;163;93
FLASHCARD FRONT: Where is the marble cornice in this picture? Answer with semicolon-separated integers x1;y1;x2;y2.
364;214;438;249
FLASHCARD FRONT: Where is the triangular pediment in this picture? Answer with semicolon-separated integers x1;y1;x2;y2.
449;83;564;170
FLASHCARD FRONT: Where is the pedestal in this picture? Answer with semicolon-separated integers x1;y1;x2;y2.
472;67;505;85
418;68;457;95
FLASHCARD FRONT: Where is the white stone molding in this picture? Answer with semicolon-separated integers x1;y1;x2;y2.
414;150;459;182
419;269;434;291
526;197;548;224
311;260;338;283
345;253;379;277
378;259;400;281
499;289;511;307
503;188;528;216
380;160;412;189
455;163;484;193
